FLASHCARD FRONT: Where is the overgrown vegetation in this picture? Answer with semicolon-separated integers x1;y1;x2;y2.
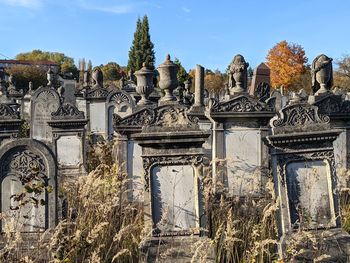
204;169;278;263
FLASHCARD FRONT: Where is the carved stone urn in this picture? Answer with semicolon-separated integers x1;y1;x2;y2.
229;54;249;94
134;62;154;105
312;54;333;95
157;54;178;103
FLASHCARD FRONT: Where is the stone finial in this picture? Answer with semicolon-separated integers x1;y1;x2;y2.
92;67;104;88
228;54;249;94
134;62;154;105
157;54;179;104
312;54;333;95
194;65;205;107
8;74;16;88
47;67;54;87
28;81;33;92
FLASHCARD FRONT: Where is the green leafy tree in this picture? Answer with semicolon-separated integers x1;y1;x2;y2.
16;49;78;77
127;16;155;73
101;62;122;81
6;65;46;88
174;58;188;86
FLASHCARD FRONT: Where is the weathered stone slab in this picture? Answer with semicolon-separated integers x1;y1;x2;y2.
89;102;106;133
31;87;60;142
225;129;261;196
151;165;197;234
57;135;82;167
286;160;335;228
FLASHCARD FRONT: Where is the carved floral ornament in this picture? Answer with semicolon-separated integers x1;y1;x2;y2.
113;105;199;130
270;103;330;133
209;95;273;113
2;149;46;184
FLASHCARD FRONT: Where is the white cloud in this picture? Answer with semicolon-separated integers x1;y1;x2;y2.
182;7;190;13
78;0;134;14
0;0;42;9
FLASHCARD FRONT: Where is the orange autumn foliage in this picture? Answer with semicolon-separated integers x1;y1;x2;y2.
266;40;308;90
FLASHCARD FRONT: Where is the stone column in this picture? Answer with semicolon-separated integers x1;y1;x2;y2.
194;65;204;107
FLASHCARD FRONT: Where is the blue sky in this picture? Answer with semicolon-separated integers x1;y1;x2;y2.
0;0;349;71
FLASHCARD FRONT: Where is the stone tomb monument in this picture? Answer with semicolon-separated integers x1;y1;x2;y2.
265;103;350;260
84;67;110;136
210;54;275;197
48;103;88;179
30;86;60;143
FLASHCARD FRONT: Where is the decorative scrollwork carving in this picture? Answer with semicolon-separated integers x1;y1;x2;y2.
210;95;272;113
113;105;199;131
85;87;110;99
51;103;85;120
0;103;19;119
270;103;329;130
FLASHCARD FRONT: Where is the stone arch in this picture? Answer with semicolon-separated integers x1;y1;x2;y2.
0;139;57;232
106;90;135;138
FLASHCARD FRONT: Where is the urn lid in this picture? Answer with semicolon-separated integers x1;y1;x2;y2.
157;54;178;69
134;62;154;76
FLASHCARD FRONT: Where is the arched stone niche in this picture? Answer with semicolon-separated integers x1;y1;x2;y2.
0;139;57;232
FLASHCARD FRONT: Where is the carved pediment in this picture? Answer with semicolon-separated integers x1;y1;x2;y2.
113;105;198;132
313;94;341;115
51;103;85;120
0;103;20;120
270;103;330;134
210;94;273;113
107;90;135;106
85;87;110;99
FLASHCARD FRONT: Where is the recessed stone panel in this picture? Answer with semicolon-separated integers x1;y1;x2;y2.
225;130;261;196
286;160;335;229
90;102;106;133
151;165;197;234
57;135;82;167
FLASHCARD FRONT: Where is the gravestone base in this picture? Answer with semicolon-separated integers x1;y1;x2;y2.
280;228;350;262
139;236;215;263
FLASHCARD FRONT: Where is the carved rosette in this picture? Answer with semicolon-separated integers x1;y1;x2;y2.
142;155;203;192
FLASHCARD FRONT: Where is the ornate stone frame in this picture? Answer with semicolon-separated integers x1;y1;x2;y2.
274;148;340;236
142;154;204;237
0;139;58;231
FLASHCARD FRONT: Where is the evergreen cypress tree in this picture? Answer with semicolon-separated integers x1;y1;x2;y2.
127;16;156;73
140;15;155;69
127;17;142;73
